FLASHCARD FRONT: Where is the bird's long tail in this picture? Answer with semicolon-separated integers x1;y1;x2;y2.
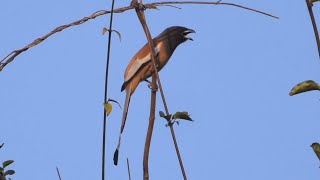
113;83;132;165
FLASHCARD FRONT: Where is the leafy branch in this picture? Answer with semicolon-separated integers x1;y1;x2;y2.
0;145;15;180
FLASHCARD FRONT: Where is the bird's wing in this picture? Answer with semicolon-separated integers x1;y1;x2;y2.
124;46;159;83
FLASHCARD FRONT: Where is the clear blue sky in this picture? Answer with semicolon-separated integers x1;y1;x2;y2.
1;0;320;179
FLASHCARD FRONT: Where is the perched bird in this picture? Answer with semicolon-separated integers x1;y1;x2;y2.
114;26;195;165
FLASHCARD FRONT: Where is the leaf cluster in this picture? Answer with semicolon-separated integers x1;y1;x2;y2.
159;111;193;126
0;145;15;180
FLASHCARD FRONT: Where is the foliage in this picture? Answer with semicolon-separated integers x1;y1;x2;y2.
103;98;121;116
0;144;15;180
289;80;320;96
159;111;193;126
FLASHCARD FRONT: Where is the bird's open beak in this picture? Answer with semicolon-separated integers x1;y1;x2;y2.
183;29;195;41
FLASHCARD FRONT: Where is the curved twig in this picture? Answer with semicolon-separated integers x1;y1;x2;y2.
0;1;278;71
306;0;320;59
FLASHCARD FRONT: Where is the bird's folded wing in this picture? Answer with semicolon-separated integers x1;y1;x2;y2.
124;47;159;82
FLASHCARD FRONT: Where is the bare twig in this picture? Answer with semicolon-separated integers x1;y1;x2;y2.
56;166;62;180
101;0;116;180
126;158;132;180
306;0;320;59
0;1;277;72
133;4;158;180
134;2;187;179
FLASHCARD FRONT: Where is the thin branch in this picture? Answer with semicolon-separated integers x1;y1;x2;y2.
134;3;187;179
133;5;158;180
56;166;62;180
126;158;132;180
306;0;320;59
101;0;116;180
0;1;278;72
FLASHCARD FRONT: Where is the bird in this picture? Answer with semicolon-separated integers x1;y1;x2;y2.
113;26;195;165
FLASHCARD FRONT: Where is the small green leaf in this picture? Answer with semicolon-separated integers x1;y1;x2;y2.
111;30;122;42
103;103;112;116
4;170;15;176
108;98;122;109
289;80;320;96
311;143;320;161
172;111;193;121
0;167;3;172
102;27;109;35
159;111;166;118
2;160;14;168
310;0;320;4
159;111;171;122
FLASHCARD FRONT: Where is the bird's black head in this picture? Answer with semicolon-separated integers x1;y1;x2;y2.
157;26;195;41
155;26;195;50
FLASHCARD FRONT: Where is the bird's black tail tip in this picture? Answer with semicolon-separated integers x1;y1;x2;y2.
121;82;126;92
113;149;119;165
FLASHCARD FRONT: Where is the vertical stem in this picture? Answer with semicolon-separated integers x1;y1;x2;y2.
306;0;320;59
102;0;116;180
134;6;187;180
126;158;132;180
143;75;157;180
56;166;62;180
134;3;187;180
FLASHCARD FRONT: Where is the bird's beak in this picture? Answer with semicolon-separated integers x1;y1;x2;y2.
183;29;195;41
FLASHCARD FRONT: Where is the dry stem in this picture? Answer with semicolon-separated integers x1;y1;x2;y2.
134;6;158;180
0;1;278;72
56;166;62;180
102;0;116;180
127;158;132;180
134;3;187;179
305;0;320;59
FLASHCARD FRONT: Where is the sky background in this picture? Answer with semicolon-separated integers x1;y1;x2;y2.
1;0;320;179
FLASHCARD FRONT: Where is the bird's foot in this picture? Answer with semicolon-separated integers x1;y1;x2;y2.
147;82;158;92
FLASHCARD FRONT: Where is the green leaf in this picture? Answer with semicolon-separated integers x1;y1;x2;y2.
2;160;14;168
108;98;122;109
311;143;320;161
103;103;112;116
172;111;193;121
310;0;320;4
159;111;166;118
0;167;3;172
289;80;320;96
4;170;15;176
159;111;171;122
111;30;122;42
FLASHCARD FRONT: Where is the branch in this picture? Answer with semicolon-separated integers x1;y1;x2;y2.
56;166;62;180
134;2;187;179
306;0;320;59
126;158;132;180
0;1;278;72
101;0;116;180
133;5;158;180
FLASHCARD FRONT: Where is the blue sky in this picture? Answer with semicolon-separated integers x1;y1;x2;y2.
1;0;320;179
